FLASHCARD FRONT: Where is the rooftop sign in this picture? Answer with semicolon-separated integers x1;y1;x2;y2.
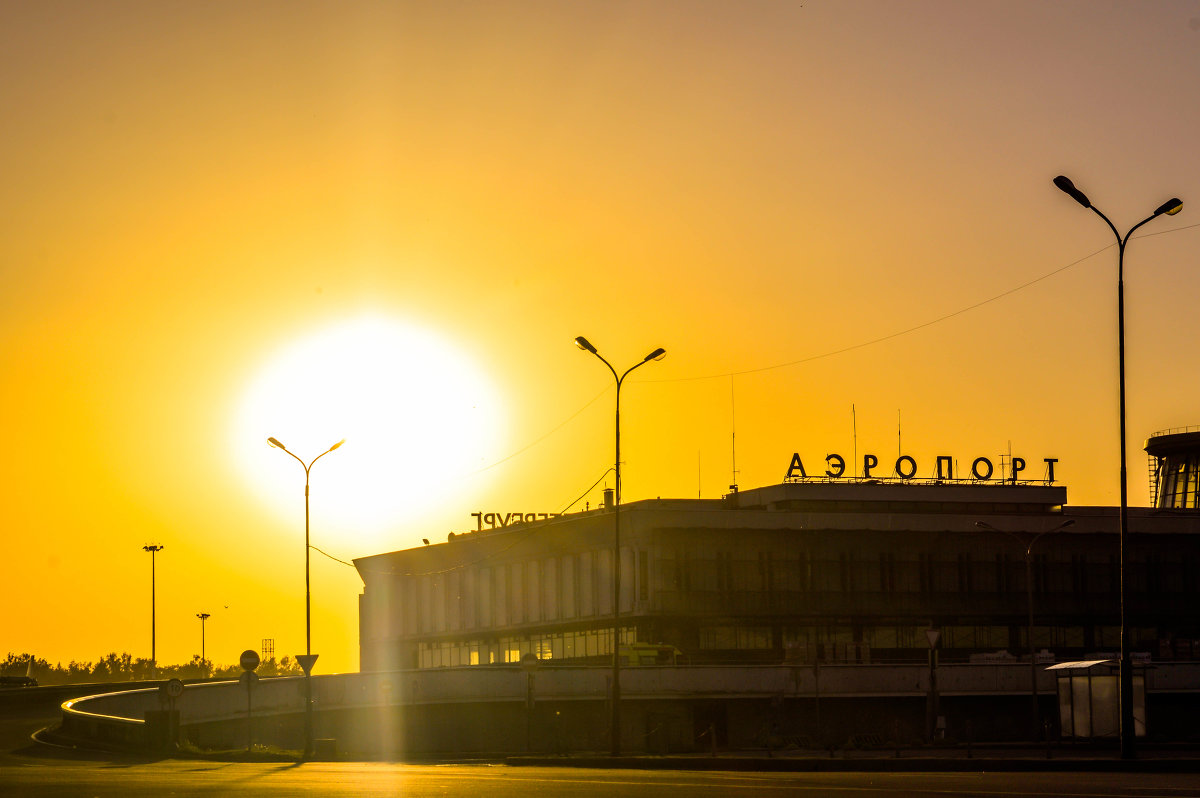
472;511;562;531
785;452;1058;484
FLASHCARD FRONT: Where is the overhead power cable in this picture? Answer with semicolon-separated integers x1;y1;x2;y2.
645;221;1200;384
316;467;619;576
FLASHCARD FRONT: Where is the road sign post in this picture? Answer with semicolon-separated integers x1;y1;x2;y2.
239;671;259;752
240;649;260;752
148;678;185;751
295;654;318;759
240;649;261;672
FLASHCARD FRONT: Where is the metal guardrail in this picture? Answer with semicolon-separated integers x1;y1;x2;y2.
1149;426;1200;438
60;690;148;749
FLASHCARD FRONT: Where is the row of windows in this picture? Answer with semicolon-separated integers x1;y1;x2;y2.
669;552;1196;596
417;627;636;669
692;624;1154;652
366;549;1198;642
370;550;649;638
411;624;1171;667
700;625;925;652
700;625;771;650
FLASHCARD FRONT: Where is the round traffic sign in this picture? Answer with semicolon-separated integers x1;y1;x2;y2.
240;649;260;671
165;678;184;698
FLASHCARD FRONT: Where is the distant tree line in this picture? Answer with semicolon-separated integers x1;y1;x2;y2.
1;652;303;685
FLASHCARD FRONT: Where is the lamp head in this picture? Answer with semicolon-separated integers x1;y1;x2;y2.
1154;198;1183;217
1053;175;1091;209
267;437;286;450
574;336;597;354
644;347;667;362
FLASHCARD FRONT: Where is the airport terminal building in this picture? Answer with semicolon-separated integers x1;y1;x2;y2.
57;432;1200;756
354;432;1200;675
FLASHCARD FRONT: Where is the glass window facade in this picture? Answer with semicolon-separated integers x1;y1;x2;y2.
417;627;635;669
1159;454;1200;509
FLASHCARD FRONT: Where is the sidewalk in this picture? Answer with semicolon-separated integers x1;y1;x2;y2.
506;744;1200;772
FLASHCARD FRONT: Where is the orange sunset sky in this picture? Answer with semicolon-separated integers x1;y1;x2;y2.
3;1;1199;674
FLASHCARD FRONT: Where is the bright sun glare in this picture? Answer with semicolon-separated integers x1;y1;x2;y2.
234;316;505;545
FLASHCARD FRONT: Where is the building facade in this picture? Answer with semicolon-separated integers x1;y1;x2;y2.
354;479;1200;673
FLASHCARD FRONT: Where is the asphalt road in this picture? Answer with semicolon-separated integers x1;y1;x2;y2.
6;702;1200;797
6;759;1200;798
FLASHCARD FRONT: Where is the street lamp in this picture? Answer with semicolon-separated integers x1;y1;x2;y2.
142;545;164;677
1053;175;1181;758
574;336;666;756
267;435;344;759
196;613;211;664
976;518;1076;739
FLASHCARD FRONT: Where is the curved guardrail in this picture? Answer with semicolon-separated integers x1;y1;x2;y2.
60;688;154;749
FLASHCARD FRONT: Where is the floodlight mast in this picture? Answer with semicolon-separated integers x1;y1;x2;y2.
143;545;164;676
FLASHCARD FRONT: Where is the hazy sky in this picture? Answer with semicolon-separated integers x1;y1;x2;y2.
4;0;1199;674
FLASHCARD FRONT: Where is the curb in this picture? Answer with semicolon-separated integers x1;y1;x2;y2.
505;755;1200;773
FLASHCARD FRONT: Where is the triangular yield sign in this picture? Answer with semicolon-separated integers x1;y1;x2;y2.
296;654;319;675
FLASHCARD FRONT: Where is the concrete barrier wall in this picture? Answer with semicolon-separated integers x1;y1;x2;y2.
59;662;1200;753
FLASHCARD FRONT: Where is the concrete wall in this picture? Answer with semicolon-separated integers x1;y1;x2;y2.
59;662;1200;754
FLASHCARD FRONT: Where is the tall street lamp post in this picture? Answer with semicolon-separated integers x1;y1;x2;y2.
196;612;211;664
143;545;164;677
1053;175;1181;758
267;436;344;759
976;519;1075;739
574;336;666;757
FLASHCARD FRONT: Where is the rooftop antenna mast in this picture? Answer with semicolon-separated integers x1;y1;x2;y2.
730;376;739;492
852;404;858;479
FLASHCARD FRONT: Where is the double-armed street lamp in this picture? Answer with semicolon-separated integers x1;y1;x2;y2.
143;545;164;676
267;436;344;759
574;336;666;757
1052;175;1181;758
975;518;1075;739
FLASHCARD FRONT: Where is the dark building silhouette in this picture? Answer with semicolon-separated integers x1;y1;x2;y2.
355;475;1200;672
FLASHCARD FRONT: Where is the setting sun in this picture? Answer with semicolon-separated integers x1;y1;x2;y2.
233;316;505;545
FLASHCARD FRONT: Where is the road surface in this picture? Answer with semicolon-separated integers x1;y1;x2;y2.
5;698;1200;797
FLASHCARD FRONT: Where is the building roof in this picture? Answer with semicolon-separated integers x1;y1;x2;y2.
1145;428;1200;457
